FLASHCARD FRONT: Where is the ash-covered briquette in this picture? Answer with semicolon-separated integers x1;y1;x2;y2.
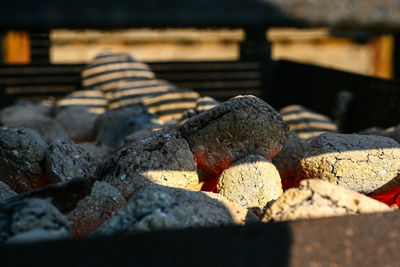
0;181;17;202
45;139;96;183
93;185;259;235
3;116;69;144
179;95;289;177
0;178;93;214
280;105;338;140
5;229;71;244
0;127;48;193
0;198;70;243
0;102;67;144
55;106;99;142
359;125;400;144
120;122;164;148
299;133;400;194
77;141;114;162
262;179;391;222
67;181;125;236
272;131;306;190
217;154;283;210
0;102;53;125
96;128;200;199
93;105;159;148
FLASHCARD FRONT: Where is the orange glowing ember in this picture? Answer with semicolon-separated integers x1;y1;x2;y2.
280;173;304;191
200;175;219;192
193;148;233;177
27;175;50;190
369;187;400;206
194;152;232;193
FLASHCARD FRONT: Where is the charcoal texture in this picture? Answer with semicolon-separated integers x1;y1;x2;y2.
0;182;17;202
94;106;158;148
272;131;306;189
120;120;164;148
0;103;52;125
94;185;259;235
299;133;400;194
67;181;125;236
77;141;113;162
45;139;96;183
0;127;47;193
262;179;391;222
179;95;289;176
359;125;400;144
5;229;71;244
55;106;98;142
97;128;199;199
0;198;69;243
217;154;283;209
5;116;68;144
0;178;94;214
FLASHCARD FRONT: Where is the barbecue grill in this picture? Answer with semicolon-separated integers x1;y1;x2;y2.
2;1;400;266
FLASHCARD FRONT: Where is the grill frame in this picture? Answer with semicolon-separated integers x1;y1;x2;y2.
2;59;400;132
2;1;400;264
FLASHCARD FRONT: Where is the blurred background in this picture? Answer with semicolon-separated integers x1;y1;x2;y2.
1;28;394;79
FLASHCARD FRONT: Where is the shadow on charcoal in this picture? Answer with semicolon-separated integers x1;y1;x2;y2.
0;222;293;267
0;178;94;213
91;184;260;235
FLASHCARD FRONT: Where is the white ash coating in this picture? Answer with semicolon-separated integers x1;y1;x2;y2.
45;139;96;184
179;95;289;176
0;127;47;193
299;133;400;194
0;181;17;202
5;116;69;144
217;154;283;209
5;229;71;244
120;120;164;148
262;179;391;222
55;106;98;142
67;181;125;236
77;141;114;162
0;198;69;243
94;105;158;148
97;128;200;199
94;185;259;235
0;103;52;125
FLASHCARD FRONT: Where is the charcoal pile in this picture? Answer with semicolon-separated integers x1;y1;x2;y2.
0;50;399;244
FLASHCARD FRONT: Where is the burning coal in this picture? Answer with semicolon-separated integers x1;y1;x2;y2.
0;51;397;244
